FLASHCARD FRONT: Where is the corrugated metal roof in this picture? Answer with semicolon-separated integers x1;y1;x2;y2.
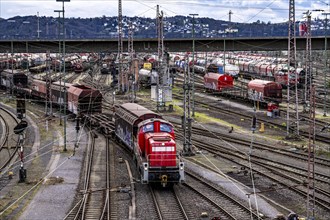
67;85;101;98
116;103;161;126
248;79;275;87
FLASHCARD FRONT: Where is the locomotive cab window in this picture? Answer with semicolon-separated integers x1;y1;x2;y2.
160;123;172;132
142;123;154;132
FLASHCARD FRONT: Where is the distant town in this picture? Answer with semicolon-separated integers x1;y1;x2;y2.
0;15;328;40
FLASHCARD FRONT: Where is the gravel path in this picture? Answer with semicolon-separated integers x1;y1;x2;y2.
18;122;88;220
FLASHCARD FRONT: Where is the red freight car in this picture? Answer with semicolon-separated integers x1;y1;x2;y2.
67;84;102;115
51;81;71;106
248;79;282;104
204;72;234;92
114;103;184;186
30;79;47;99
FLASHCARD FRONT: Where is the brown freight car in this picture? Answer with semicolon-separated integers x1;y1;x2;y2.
67;84;102;115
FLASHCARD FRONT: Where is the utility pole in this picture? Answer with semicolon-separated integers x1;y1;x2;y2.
37;12;41;39
157;6;166;111
287;0;299;137
118;0;123;92
128;21;134;60
322;12;330;116
306;85;316;220
182;52;193;156
190;13;198;117
303;11;312;112
156;5;159;38
56;0;70;152
14;72;28;183
229;10;232;22
128;20;135;102
54;9;62;125
11;41;13;97
45;50;52;116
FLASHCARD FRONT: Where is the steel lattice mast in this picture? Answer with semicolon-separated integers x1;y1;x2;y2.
45;50;52;116
182;52;193;155
304;12;312;110
304;11;316;219
190;13;198;117
128;20;136;101
128;21;134;60
157;5;164;64
322;12;330;117
307;85;316;219
286;0;299;137
118;0;123;92
156;5;166;110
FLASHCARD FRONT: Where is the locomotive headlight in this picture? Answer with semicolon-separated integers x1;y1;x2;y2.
180;162;184;170
144;163;148;171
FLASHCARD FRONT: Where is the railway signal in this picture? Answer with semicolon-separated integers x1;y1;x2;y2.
16;120;28;183
75;117;80;148
13;120;28;135
16;94;26;120
12;68;28;182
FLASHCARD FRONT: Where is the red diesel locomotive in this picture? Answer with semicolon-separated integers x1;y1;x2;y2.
114;103;185;186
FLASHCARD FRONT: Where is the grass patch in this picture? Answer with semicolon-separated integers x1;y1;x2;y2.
167;99;242;129
315;114;330;120
316;147;330;158
171;86;182;94
136;89;150;96
0;178;42;219
172;102;184;114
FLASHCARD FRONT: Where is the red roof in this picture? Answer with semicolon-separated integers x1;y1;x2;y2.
248;79;281;92
67;84;101;98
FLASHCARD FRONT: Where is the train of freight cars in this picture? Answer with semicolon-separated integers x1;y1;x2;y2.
172;52;306;87
203;72;282;106
1;70;184;187
0;69;102;115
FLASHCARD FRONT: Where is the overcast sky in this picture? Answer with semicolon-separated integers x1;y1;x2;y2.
0;0;329;23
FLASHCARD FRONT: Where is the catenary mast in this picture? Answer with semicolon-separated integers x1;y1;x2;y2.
287;0;299;137
118;0;123;92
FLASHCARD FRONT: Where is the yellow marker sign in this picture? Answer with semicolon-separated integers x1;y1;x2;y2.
143;63;152;70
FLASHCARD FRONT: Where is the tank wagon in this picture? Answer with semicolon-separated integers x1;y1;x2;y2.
204;72;234;92
204;76;282;107
114;103;184;187
208;61;240;78
138;68;159;88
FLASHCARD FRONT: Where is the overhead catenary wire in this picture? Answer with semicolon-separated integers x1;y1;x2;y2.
156;87;269;216
0;153;74;217
0;113;130;217
0;0;314;24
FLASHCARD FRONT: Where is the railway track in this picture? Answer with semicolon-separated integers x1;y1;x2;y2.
172;92;330;145
0;108;10;152
171;121;330;168
175;127;330;214
175;72;330;138
150;185;188;220
0;107;19;173
183;171;260;219
65;131;111;220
